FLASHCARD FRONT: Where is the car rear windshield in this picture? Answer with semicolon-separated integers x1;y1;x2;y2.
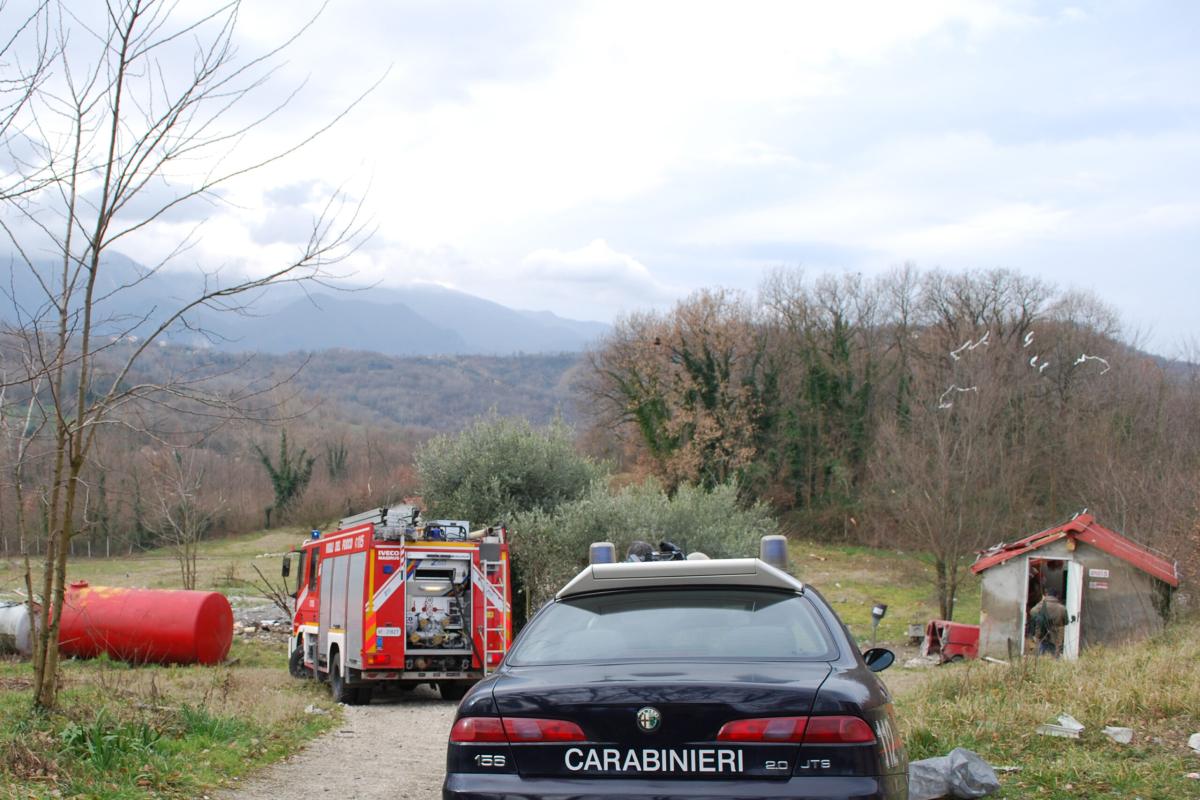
508;588;837;665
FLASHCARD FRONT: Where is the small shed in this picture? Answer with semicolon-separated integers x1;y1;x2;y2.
971;513;1179;661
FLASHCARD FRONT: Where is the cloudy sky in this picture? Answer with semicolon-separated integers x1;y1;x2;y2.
23;1;1200;355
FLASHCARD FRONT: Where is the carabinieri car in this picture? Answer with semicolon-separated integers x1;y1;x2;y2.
443;552;907;799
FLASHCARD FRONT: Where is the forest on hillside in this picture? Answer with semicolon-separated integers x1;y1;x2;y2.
0;349;583;559
582;267;1199;613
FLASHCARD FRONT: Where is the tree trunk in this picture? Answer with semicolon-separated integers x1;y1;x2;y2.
35;460;82;709
935;558;954;620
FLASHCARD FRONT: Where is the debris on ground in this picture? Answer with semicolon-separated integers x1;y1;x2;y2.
1188;732;1200;752
304;704;329;716
981;656;1008;665
904;655;940;669
908;747;1000;800
1185;772;1200;780
1102;726;1133;744
1036;713;1085;739
991;766;1021;774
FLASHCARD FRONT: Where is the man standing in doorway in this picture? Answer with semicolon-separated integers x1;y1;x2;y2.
1030;590;1069;657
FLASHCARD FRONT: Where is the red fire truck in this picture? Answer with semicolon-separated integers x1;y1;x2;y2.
282;505;511;703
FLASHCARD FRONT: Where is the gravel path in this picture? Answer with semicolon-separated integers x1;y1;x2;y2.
221;686;456;800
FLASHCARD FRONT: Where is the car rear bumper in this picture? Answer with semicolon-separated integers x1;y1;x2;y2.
444;772;907;799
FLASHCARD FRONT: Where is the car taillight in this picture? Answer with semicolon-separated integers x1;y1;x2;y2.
802;716;876;744
449;717;507;743
716;716;808;742
503;718;586;742
448;717;586;743
716;716;876;744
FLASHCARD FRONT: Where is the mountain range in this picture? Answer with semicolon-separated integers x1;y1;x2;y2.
0;253;610;356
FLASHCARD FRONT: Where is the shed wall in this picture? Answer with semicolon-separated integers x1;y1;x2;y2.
1074;548;1166;647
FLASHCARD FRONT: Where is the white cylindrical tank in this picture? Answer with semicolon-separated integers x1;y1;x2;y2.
0;601;35;657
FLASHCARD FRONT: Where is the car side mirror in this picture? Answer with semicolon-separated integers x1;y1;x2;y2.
862;647;895;673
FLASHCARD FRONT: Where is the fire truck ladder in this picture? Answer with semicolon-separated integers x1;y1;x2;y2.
480;555;508;674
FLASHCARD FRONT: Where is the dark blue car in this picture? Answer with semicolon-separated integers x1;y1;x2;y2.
444;556;907;799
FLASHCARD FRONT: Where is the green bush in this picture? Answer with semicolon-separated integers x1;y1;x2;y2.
416;415;606;524
511;481;776;609
59;709;161;772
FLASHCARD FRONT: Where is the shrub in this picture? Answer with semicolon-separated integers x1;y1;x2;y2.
511;480;776;609
416;415;606;525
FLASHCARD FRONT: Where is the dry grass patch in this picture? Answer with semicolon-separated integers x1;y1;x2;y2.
897;619;1200;798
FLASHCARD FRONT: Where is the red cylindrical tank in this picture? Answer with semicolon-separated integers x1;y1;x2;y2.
58;581;233;665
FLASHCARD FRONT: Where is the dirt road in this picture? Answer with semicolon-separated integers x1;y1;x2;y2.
221;686;456;800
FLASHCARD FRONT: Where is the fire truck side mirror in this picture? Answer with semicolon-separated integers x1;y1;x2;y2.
282;552;301;597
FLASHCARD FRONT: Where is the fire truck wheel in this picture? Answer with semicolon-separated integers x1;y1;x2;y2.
438;681;468;702
330;652;357;704
288;644;307;679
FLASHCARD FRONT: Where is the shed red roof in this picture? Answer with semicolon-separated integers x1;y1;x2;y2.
970;513;1180;587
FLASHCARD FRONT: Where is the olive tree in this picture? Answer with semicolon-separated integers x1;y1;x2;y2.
415;415;606;525
512;481;775;611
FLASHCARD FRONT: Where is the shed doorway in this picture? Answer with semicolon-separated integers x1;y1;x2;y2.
1022;557;1082;660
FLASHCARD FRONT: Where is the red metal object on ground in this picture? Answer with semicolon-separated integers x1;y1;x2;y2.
58;581;233;665
921;619;980;663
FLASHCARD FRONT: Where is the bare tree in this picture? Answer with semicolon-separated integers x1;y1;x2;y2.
0;0;53;203
0;0;372;709
152;448;220;590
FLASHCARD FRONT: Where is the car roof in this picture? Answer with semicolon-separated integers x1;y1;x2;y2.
555;557;805;600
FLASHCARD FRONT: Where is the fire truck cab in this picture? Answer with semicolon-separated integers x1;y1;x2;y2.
282;505;511;703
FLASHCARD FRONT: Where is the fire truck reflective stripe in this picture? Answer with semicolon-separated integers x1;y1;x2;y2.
370;566;406;612
471;564;510;613
365;549;378;652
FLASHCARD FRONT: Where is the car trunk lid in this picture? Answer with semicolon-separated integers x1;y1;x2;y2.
491;661;832;779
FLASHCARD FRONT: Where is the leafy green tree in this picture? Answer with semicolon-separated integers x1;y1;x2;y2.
254;430;316;526
511;481;775;610
415;415;606;525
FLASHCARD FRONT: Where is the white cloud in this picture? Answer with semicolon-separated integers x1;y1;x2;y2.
519;240;676;318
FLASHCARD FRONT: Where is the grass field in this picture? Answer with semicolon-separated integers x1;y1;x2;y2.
0;638;338;800
0;528;311;602
785;540;982;645
0;528;331;799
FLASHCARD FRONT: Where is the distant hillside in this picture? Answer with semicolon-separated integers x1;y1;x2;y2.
0;252;610;356
128;345;588;430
